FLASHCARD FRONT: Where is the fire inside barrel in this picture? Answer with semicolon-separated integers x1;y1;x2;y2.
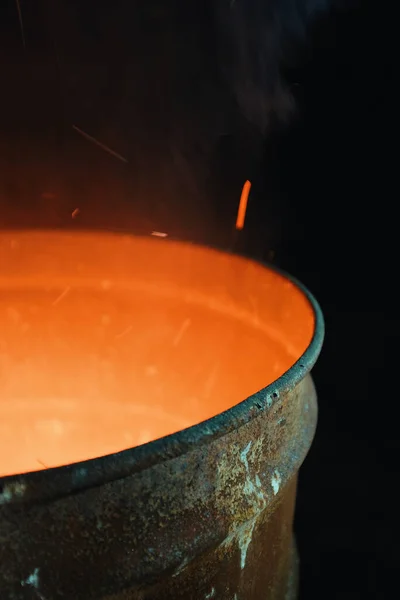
0;231;314;475
0;230;323;599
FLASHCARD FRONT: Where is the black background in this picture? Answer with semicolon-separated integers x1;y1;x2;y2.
0;1;396;598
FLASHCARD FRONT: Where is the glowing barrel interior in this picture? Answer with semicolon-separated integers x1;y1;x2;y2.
0;231;315;476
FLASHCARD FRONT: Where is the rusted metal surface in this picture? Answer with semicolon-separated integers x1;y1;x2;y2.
0;231;324;599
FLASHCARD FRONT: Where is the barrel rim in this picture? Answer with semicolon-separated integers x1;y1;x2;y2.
0;230;324;505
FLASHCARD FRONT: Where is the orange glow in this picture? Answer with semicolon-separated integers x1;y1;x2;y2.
235;180;251;230
0;231;315;476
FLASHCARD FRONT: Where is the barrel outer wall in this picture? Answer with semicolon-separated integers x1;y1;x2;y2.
0;374;317;599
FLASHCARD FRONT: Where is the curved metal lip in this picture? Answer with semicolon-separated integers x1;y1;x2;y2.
0;232;325;504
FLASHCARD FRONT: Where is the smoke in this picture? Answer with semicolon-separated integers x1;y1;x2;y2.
38;0;338;156
214;0;337;131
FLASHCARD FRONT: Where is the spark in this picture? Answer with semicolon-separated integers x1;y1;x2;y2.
151;231;168;238
15;0;25;49
72;208;80;219
52;286;71;306
172;318;191;347
72;125;128;163
236;179;251;230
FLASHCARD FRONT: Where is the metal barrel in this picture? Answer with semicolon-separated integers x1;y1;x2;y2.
0;231;324;599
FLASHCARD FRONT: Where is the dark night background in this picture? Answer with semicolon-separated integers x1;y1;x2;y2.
0;0;395;598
